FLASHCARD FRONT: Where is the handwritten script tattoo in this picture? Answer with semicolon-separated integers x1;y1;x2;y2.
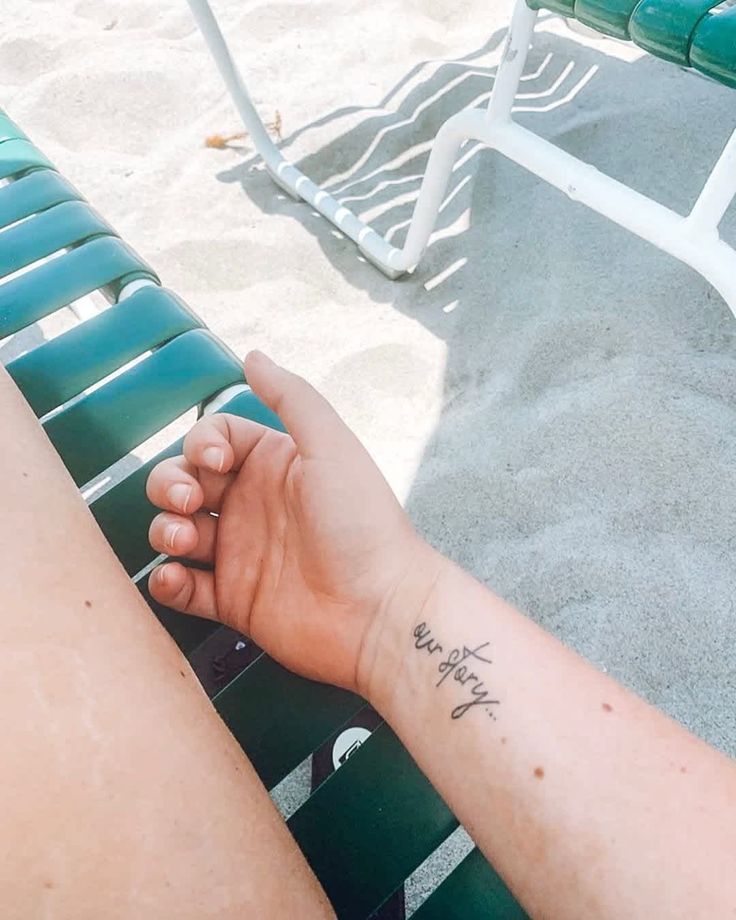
412;622;500;721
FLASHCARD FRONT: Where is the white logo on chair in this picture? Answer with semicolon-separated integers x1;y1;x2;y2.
331;726;371;770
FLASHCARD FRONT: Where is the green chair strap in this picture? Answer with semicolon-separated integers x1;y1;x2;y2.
572;0;639;39
0;111;29;143
213;655;362;790
0;170;81;230
525;0;736;88
411;847;529;919
629;0;723;65
0;200;113;281
43;329;243;486
0;139;53;180
690;4;736;88
0;236;157;338
7;286;202;418
526;0;575;15
288;723;457;919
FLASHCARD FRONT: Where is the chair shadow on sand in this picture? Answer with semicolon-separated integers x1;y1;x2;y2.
218;21;736;753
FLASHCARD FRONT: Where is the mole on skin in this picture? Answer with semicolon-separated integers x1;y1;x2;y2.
84;600;92;608
534;767;545;779
602;702;613;712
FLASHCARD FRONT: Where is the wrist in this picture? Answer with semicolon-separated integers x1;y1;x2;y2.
356;538;451;717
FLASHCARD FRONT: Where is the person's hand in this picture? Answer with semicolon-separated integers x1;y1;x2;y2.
146;351;435;695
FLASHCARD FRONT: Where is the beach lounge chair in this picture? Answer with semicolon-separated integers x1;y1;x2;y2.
186;0;736;315
0;108;529;918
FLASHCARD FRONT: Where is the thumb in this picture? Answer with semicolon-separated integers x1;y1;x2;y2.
244;350;358;459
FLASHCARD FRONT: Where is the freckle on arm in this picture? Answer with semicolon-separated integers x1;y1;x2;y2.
534;767;545;780
602;702;613;713
84;600;92;608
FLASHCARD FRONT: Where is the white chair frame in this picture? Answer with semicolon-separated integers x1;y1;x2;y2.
186;0;736;316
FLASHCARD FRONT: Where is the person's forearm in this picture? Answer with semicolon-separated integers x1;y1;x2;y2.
132;350;735;918
362;543;736;919
0;371;333;919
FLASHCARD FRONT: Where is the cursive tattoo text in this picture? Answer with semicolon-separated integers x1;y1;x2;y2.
412;622;500;721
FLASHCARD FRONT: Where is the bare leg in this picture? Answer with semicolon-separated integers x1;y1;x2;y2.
0;368;334;919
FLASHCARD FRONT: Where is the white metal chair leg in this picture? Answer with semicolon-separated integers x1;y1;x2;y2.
186;0;408;277
486;0;538;122
686;127;736;234
683;127;736;313
394;0;538;269
188;0;736;318
692;242;736;312
185;0;535;277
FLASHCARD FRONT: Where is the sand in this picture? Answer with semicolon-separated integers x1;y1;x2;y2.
2;0;735;908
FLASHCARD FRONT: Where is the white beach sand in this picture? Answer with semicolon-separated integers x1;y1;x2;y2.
2;0;735;907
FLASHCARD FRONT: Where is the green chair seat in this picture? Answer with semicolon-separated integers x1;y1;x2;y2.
629;0;721;64
527;0;575;17
0;137;53;180
288;723;459;919
0;169;81;229
0;199;113;280
526;0;736;88
214;651;363;789
7;286;203;418
43;328;243;486
0;111;29;143
573;0;639;39
0;236;157;338
0;111;528;919
690;4;736;88
412;847;528;920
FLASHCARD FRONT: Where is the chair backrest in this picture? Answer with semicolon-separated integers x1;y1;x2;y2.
0;109;526;919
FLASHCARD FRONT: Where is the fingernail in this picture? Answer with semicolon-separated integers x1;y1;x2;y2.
202;446;224;472
168;483;192;513
165;523;181;550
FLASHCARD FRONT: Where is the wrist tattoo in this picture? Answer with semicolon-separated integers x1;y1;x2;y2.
412;622;500;721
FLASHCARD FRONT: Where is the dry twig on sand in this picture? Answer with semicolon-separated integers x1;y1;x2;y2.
205;110;282;149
